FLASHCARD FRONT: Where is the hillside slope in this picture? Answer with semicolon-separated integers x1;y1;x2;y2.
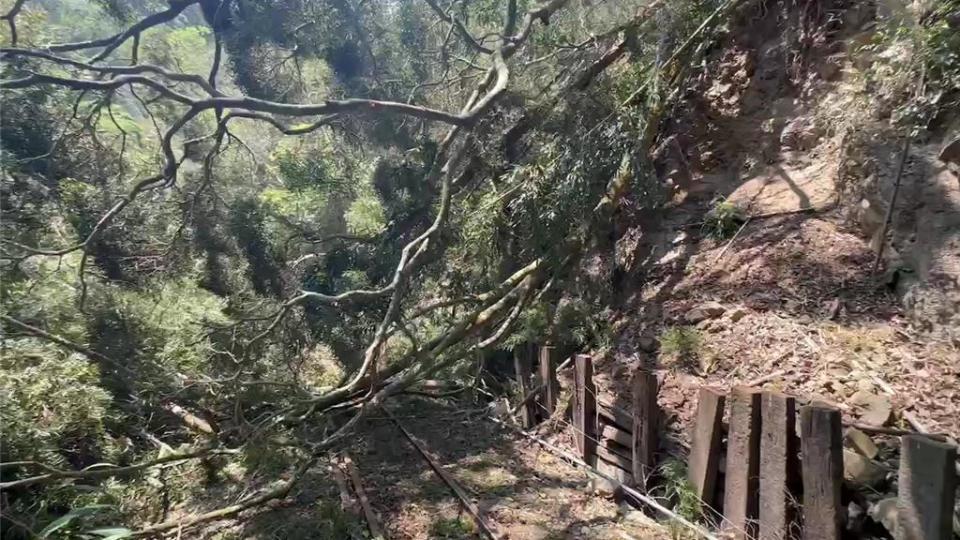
605;0;960;445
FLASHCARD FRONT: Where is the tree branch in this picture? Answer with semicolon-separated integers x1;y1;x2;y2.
0;448;236;491
422;0;493;54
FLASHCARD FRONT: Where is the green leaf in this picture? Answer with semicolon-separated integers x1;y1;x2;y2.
39;505;112;538
88;527;134;539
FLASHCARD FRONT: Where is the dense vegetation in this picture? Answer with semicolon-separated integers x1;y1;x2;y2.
1;0;955;537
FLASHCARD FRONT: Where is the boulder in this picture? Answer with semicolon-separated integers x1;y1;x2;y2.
844;427;880;460
849;390;893;426
780;117;822;150
685;302;726;323
843;450;888;488
939;136;960;165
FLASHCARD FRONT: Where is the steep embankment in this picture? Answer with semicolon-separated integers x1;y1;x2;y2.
605;1;960;448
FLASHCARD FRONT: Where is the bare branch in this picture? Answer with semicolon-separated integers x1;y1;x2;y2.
0;448;236;491
1;0;27;46
422;0;493;54
1;48;222;96
0;314;129;374
44;0;199;62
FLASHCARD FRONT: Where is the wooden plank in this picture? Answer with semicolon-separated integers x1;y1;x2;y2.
759;392;800;540
573;354;597;464
538;345;559;417
598;445;633;474
632;370;659;484
386;408;503;539
514;343;535;428
342;454;387;540
604;439;634;463
799;405;843;540
897;434;958;540
688;387;725;511
723;386;761;539
330;461;359;517
600;423;633;448
597;396;634;432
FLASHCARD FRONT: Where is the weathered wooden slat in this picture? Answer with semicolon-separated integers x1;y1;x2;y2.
573;354;597;464
759;392;800;540
897;434;958;540
538;345;559;417
688;387;726;511
600;423;633;448
342;454;387;540
604;439;634;463
597;445;634;474
514;344;536;428
800;404;843;540
330;461;359;517
597;395;634;432
723;386;761;540
632;370;659;484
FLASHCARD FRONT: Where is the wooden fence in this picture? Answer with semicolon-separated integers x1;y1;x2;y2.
516;345;959;540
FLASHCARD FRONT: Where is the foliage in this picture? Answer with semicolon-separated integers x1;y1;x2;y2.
430;516;478;539
860;2;960;130
0;0;794;534
659;327;703;367
0;342;116;466
701;198;745;240
658;458;704;525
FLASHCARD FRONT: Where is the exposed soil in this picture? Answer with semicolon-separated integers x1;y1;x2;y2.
349;399;671;540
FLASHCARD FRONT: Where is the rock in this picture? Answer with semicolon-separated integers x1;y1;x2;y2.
637;334;658;353
824;298;843;320
844;427;880;459
849;391;893;426
505;524;551;540
726;307;749;323
868;497;899;537
817;59;842;81
843;450;888;487
780;117;822;150
622;509;660;527
685;302;726;323
939;136;960;165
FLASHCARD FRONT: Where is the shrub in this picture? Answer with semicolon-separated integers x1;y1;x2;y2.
430;516;477;538
702;198;745;240
659;458;706;527
659;327;703;366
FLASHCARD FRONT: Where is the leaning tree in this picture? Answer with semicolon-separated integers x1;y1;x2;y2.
1;0;739;532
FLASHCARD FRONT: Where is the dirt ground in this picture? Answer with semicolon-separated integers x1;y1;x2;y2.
348;399;672;540
182;397;673;540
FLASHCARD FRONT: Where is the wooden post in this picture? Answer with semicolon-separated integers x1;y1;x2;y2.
688;387;725;511
800;404;843;540
538;345;558;418
573;354;597;465
897;434;958;540
759;392;800;540
631;370;659;485
514;343;535;428
723;386;762;539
